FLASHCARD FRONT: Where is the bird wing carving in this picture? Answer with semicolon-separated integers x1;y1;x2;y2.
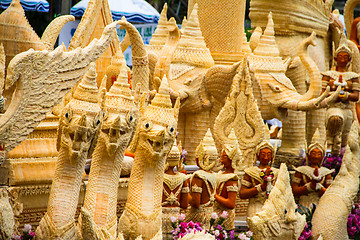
0;21;120;152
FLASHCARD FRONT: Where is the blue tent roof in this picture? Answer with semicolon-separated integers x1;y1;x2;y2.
0;0;49;12
71;0;160;23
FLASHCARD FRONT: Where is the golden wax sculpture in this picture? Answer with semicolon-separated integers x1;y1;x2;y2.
79;51;139;240
118;76;180;240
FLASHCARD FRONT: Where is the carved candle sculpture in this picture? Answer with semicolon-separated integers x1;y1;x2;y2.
36;63;103;239
214;129;240;230
239;126;279;218
162;140;190;239
292;129;333;208
187;129;217;230
118;75;180;240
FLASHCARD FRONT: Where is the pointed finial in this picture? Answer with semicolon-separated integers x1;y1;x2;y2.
307;128;325;155
253;12;280;57
264;12;275;37
250;26;262;52
149;3;169;46
172;3;214;68
73;62;99;103
149;75;172;108
196;128;218;171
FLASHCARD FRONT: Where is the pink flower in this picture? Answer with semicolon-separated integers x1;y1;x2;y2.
220;211;228;219
238;233;247;240
188;221;195;228
29;231;36;237
246;231;253;237
178;213;186;221
211;212;218;219
214;230;220;236
171;216;177;223
180;222;188;229
23;224;32;232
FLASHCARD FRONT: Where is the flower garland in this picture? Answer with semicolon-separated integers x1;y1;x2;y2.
171;212;254;240
260;169;274;196
12;224;36;240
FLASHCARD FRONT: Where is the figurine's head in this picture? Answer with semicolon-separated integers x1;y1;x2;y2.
257;147;273;166
255;124;275;166
57;63;102;163
165;140;183;171
308;148;324;166
195;129;218;171
101;61;138;156
220;150;232;170
334;33;352;67
221;128;242;171
306;128;325;166
130;75;180;166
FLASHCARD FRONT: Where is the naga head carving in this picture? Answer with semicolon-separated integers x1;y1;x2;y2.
57;63;103;163
101;58;138;156
130;75;180;166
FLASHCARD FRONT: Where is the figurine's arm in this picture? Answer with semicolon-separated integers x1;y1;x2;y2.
347;78;360;102
292;171;308;197
189;176;202;208
318;174;333;196
214;180;238;209
239;173;263;199
180;179;190;209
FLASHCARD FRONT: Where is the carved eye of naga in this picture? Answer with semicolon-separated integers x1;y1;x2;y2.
127;112;136;126
63;108;73;124
93;112;102;128
167;124;176;136
144;121;152;131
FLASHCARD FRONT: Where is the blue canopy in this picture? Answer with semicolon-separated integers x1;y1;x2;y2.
71;0;160;23
0;0;49;12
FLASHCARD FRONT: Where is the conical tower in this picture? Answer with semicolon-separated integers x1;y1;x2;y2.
0;0;45;67
147;3;169;57
172;4;214;68
188;0;246;64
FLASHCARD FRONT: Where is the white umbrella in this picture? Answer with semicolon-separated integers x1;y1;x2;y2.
0;0;49;12
71;0;160;23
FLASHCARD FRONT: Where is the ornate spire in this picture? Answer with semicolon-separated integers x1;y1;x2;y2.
0;0;45;67
253;12;280;57
196;129;218;171
73;62;99;103
180;16;187;35
241;32;251;54
150;75;172;108
307;128;326;155
105;60;134;112
223;128;242;171
172;3;214;68
166;139;181;167
149;3;169;46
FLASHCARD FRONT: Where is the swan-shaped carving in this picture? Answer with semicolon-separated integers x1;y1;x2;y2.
0;21;120;153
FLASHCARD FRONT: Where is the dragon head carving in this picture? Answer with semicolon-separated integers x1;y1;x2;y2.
57;63;103;163
101;59;138;156
130;75;179;166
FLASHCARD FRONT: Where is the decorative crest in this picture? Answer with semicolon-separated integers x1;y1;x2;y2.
195;128;218;171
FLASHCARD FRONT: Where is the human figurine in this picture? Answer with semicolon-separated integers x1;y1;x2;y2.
187;129;218;230
322;33;360;155
214;129;241;230
239;126;279;218
162;140;190;239
292;129;334;208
